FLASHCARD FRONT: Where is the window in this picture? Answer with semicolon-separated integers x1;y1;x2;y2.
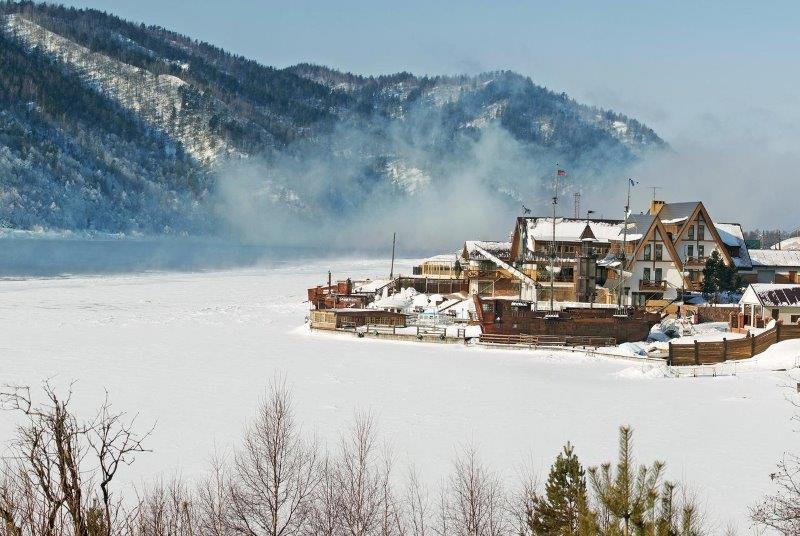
655;244;663;260
791;315;800;324
643;244;651;260
643;267;651;281
698;245;705;258
655;268;663;281
698;224;705;240
687;244;694;258
688;226;695;240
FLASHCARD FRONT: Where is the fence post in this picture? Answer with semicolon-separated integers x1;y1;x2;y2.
722;337;728;362
777;322;782;342
694;340;699;365
750;332;755;357
668;342;673;366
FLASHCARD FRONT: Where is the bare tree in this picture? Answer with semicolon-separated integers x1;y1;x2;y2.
442;446;510;536
305;455;339;536
404;467;430;536
751;452;800;535
195;454;234;536
0;383;149;536
89;393;151;535
226;377;320;536
332;412;400;536
126;478;197;536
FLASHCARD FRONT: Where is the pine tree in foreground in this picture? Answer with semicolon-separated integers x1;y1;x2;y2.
526;442;594;535
588;426;704;536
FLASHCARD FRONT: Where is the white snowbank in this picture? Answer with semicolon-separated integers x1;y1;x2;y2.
0;259;794;529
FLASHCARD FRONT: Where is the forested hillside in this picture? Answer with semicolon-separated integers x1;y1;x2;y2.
0;1;666;237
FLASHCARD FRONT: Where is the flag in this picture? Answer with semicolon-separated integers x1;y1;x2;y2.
557;169;567;177
628;178;638;186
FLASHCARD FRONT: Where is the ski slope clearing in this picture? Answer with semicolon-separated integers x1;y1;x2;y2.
0;258;797;531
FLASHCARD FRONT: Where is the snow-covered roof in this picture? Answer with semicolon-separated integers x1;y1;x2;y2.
749;249;800;268
621;213;656;242
352;279;393;294
523;218;623;248
656;202;701;223
714;222;752;269
771;236;800;251
741;284;800;307
422;253;458;263
463;240;511;261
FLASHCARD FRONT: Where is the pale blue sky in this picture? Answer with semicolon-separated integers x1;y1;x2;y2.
55;0;800;227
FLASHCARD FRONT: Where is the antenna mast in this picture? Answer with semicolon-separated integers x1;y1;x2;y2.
550;194;557;313
649;186;662;201
573;191;581;218
389;232;396;279
618;179;633;311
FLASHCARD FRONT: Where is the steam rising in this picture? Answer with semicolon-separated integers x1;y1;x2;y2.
213;106;640;253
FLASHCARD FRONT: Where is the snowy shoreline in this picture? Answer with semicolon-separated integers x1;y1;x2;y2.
0;260;796;529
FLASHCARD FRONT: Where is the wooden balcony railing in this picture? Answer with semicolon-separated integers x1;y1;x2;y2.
536;272;574;283
527;252;577;262
639;280;667;292
684;256;708;267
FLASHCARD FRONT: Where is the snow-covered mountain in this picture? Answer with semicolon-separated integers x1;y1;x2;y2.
0;2;666;236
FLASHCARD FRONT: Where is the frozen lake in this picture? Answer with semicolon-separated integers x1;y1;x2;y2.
0;257;796;531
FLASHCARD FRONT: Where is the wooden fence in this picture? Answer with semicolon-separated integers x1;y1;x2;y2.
668;323;800;366
479;333;616;348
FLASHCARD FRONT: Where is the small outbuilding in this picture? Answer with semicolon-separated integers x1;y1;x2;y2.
739;283;800;327
309;309;407;330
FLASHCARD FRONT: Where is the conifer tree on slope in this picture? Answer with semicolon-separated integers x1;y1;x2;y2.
526;442;594;535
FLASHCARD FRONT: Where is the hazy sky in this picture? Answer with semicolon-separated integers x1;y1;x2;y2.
55;0;800;228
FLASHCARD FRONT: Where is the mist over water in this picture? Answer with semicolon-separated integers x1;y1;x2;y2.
212;114;640;253
0;238;427;278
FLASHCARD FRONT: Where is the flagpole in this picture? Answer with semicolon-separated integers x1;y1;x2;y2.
618;178;632;311
550;166;558;314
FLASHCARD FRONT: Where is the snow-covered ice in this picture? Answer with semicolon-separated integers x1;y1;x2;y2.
0;257;797;530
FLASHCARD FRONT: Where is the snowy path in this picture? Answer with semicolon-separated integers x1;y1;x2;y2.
0;258;796;531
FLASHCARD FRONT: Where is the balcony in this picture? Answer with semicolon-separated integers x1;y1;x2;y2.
536;272;574;283
526;251;577;262
684;256;708;267
639;280;667;292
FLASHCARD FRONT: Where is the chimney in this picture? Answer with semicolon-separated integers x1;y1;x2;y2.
650;200;665;215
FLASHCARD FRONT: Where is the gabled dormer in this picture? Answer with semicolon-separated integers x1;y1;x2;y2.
668;202;733;268
625;215;684;268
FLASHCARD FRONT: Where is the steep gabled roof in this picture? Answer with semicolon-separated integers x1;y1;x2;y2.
714;222;752;270
656;202;701;224
742;284;800;307
579;223;597;242
625;214;690;289
463;240;512;261
620;213;657;241
669;202;734;266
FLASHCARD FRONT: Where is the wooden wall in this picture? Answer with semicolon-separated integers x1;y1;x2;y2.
668;323;800;365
